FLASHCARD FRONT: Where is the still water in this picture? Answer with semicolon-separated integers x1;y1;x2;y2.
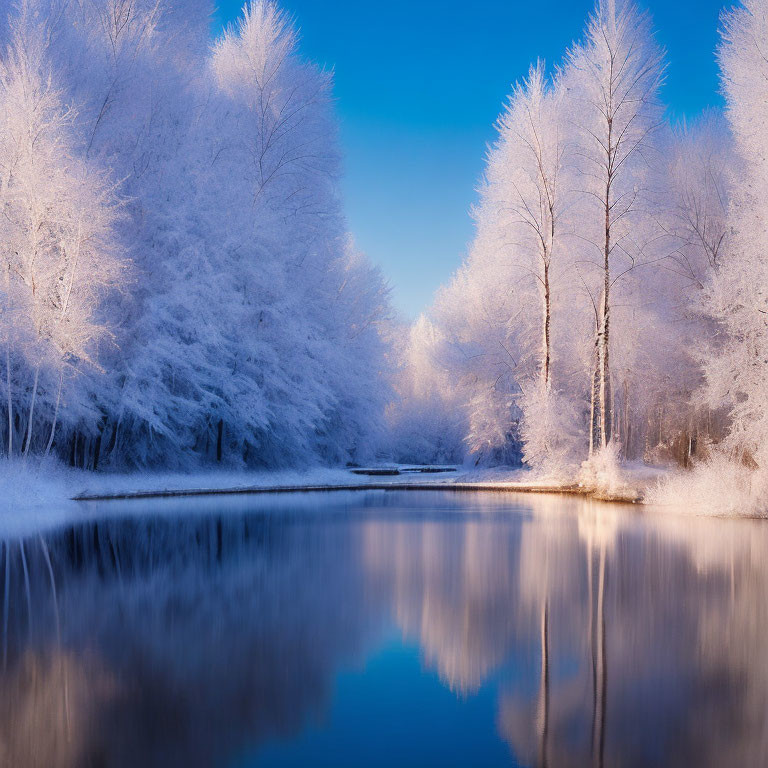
0;489;765;767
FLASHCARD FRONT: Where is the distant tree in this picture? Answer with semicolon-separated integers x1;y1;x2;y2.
387;315;467;465
665;113;732;290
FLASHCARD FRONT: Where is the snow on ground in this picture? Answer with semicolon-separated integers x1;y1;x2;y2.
76;466;376;498
0;463;473;537
0;458;700;540
72;464;583;501
0;458;82;538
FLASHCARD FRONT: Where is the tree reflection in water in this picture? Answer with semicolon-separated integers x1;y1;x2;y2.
0;490;766;767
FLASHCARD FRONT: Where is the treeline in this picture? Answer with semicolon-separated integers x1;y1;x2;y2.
393;0;762;483
0;0;392;468
7;0;768;495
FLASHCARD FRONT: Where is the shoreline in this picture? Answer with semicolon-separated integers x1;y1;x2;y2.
5;461;746;541
70;463;661;505
73;481;598;502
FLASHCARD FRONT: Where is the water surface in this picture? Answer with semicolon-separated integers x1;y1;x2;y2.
0;490;765;767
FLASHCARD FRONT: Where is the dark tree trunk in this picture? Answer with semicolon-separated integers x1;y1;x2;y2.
93;432;102;471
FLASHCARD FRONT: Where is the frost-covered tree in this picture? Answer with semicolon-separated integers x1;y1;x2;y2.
696;0;768;487
479;62;584;471
392;0;715;476
637;114;734;465
408;244;530;466
565;0;665;455
387;315;467;465
0;8;123;459
488;62;564;392
424;61;585;471
665;114;732;290
0;0;394;470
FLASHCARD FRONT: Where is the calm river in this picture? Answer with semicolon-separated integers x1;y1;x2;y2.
0;489;765;767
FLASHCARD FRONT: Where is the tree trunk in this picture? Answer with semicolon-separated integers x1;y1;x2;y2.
5;344;11;459
622;380;631;460
44;371;63;458
543;261;551;392
93;431;102;471
600;221;611;449
217;419;224;462
5;265;11;459
106;423;118;455
598;115;614;452
22;366;40;458
589;333;601;457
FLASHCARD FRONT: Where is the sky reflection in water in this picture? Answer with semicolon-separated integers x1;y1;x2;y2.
0;490;765;767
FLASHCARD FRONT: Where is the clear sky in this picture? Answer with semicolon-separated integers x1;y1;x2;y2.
214;0;727;319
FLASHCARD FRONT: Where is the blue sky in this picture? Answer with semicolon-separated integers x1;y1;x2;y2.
215;0;727;319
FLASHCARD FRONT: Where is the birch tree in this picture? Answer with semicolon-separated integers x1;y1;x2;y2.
487;62;564;393
474;62;583;471
0;9;123;457
566;0;665;456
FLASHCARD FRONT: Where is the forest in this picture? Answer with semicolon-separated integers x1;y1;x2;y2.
393;0;768;511
0;0;767;511
0;0;392;470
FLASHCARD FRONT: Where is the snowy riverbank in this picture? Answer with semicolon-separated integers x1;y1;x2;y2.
7;454;768;540
71;463;671;503
0;459;687;539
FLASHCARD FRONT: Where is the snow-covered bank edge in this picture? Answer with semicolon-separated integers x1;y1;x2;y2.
2;458;761;540
0;462;590;537
74;462;768;518
72;466;580;500
69;464;673;510
74;480;588;502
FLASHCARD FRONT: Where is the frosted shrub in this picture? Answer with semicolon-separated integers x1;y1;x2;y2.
647;452;768;517
519;384;582;479
578;443;625;496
